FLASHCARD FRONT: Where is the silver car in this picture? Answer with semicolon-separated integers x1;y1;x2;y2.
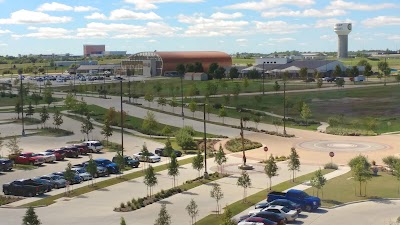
40;174;67;189
71;168;93;181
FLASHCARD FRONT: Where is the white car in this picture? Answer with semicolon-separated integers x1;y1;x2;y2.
35;152;56;163
71;168;93;181
133;152;161;163
238;222;264;225
250;205;298;222
83;141;103;153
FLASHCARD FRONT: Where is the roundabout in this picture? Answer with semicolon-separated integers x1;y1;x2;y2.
297;140;390;152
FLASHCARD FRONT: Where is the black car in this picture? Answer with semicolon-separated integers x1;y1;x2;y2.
32;178;53;192
326;77;335;82
112;156;140;168
253;211;286;225
305;77;315;82
154;148;182;157
0;159;13;172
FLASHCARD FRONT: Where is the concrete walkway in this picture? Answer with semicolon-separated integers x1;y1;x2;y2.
317;122;329;133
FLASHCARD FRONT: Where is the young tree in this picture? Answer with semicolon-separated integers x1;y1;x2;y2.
272;118;282;133
64;162;75;193
76;98;89;115
157;97;167;111
300;102;312;126
186;198;199;225
242;116;250;127
39;106;49;128
142;111;158;135
221;207;236;225
243;77;249;90
188;99;197;117
64;92;78;110
310;168;327;198
43;87;54;106
252;115;261;130
348;155;372;196
188;84;199;98
144;165;157;197
299;67;308;81
164;138;174;161
214;144;227;174
86;154;98;185
101;119;113;146
26;102;34;118
80;114;94;140
264;154;279;190
168;152;179;188
22;207;41;225
120;217;127;225
237;171;252;202
31;92;41;109
333;64;342;77
14;100;22;119
192;151;204;178
218;106;227;124
52;110;63;129
144;92;154;107
364;63;373;80
161;126;172;137
288;147;300;182
6;136;22;156
223;94;231;105
273;81;281;93
229;67;239;79
154;203;171;225
168;97;178;113
394;161;400;194
175;126;195;150
140;143;151;170
114;150;125;177
210;183;224;214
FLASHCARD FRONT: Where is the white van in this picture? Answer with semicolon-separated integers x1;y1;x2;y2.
83;141;103;153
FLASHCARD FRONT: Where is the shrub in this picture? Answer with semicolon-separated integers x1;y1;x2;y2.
225;138;262;152
120;202;125;208
324;162;338;170
382;156;400;170
213;103;222;109
326;127;376;136
175;127;197;150
127;201;131;207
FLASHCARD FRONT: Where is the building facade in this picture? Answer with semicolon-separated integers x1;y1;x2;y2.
83;45;105;56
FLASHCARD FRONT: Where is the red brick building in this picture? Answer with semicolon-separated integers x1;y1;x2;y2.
83;45;105;56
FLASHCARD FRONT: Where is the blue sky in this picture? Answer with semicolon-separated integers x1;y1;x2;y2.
0;0;399;56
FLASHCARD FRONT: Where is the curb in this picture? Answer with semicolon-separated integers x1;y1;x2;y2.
320;198;400;210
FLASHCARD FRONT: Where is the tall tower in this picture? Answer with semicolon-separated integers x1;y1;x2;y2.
334;23;352;58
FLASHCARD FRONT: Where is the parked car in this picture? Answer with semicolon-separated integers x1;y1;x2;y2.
112;156;140;168
305;77;315;82
243;217;277;225
238;221;265;225
3;179;47;197
133;152;161;163
255;199;301;213
93;158;119;174
39;174;66;189
267;189;320;211
14;152;45;165
154;148;182;157
83;141;103;153
71;167;93;181
72;143;90;155
60;146;80;158
35;152;56;163
32;177;53;192
52;171;83;185
0;159;13;172
45;149;65;161
326;77;335;82
243;212;286;225
250;206;298;222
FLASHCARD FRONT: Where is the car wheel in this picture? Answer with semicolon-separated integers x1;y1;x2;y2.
27;192;34;197
30;162;34;166
3;189;9;195
305;205;312;212
54;184;59;189
94;173;98;178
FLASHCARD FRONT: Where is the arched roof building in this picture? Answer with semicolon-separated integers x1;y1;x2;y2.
122;51;232;76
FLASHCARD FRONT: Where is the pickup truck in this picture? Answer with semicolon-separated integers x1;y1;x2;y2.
83;141;103;153
3;179;48;197
267;189;321;212
14;152;45;165
0;159;14;171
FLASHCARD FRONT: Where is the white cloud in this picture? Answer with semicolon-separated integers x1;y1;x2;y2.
315;18;353;28
125;0;203;10
12;27;73;39
0;43;8;46
262;9;346;18
236;38;247;42
387;35;400;41
0;10;72;24
224;0;315;11
0;28;11;34
37;2;98;12
268;37;295;42
253;20;308;34
109;9;162;20
362;16;400;27
177;14;249;37
210;12;243;20
85;13;107;20
320;34;336;41
327;0;398;11
147;39;158;42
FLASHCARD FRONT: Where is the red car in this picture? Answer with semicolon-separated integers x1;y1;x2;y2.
45;149;65;161
244;217;277;225
72;144;89;155
60;146;79;158
14;152;45;165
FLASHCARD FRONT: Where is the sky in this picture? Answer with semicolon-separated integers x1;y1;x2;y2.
0;0;399;56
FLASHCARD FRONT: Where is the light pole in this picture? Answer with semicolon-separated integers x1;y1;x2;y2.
200;103;208;179
181;73;184;125
262;62;265;95
120;80;124;158
283;77;287;136
20;76;25;136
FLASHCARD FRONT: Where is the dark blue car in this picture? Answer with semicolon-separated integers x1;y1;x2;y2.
93;158;119;174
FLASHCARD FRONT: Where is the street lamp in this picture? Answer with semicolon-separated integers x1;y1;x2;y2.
120;80;124;158
20;76;25;136
262;62;265;95
283;74;287;136
199;103;208;179
181;73;184;125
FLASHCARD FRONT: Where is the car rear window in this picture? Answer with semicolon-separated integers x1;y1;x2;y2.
93;142;102;146
281;207;290;213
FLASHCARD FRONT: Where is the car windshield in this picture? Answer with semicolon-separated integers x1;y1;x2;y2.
93;142;102;146
125;156;133;160
281;207;290;213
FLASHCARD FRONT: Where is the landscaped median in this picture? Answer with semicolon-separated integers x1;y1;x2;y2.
23;156;195;207
195;169;333;225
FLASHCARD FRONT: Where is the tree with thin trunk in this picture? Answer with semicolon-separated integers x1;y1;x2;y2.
64;162;75;194
168;152;179;188
300;102;312;126
218;106;227;124
140;143;151;170
394;161;400;194
80;114;94;141
288;147;300;182
144;165;157;197
237;171;251;202
189;99;197;117
299;67;308;81
164;138;174;161
43;87;54;106
142;111;158;136
186;198;199;225
252;115;261;130
52;110;63;129
31;92;41;109
22;207;41;225
101;119;113;146
120;217;127;225
192;151;204;178
39;106;49;128
86;154;98;186
210;183;224;214
273;81;280;93
15;101;22;119
215;144;227;174
64;92;77;110
264;154;278;190
348;155;372;197
144;92;154;107
272;119;282;133
157;97;167;111
154;203;171;225
169;97;178;113
221;207;236;225
6;136;22;158
26;102;34;118
310;168;327;198
114;150;125;177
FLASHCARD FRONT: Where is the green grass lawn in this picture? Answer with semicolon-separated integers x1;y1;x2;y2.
195;169;333;225
0;95;62;107
337;57;400;70
304;171;400;208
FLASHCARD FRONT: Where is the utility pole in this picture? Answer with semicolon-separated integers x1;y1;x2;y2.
283;80;287;136
181;73;184;126
20;77;25;136
203;103;208;179
262;61;265;95
240;117;246;166
120;80;124;158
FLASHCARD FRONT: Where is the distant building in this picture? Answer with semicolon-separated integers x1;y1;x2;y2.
103;51;127;56
255;57;290;65
76;64;122;75
184;72;208;81
83;45;105;56
301;53;327;60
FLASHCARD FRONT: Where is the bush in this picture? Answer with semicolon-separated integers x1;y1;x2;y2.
175;127;197;150
326;127;376;136
120;202;125;208
382;156;400;170
213;103;222;109
225;138;262;152
324;162;338;170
